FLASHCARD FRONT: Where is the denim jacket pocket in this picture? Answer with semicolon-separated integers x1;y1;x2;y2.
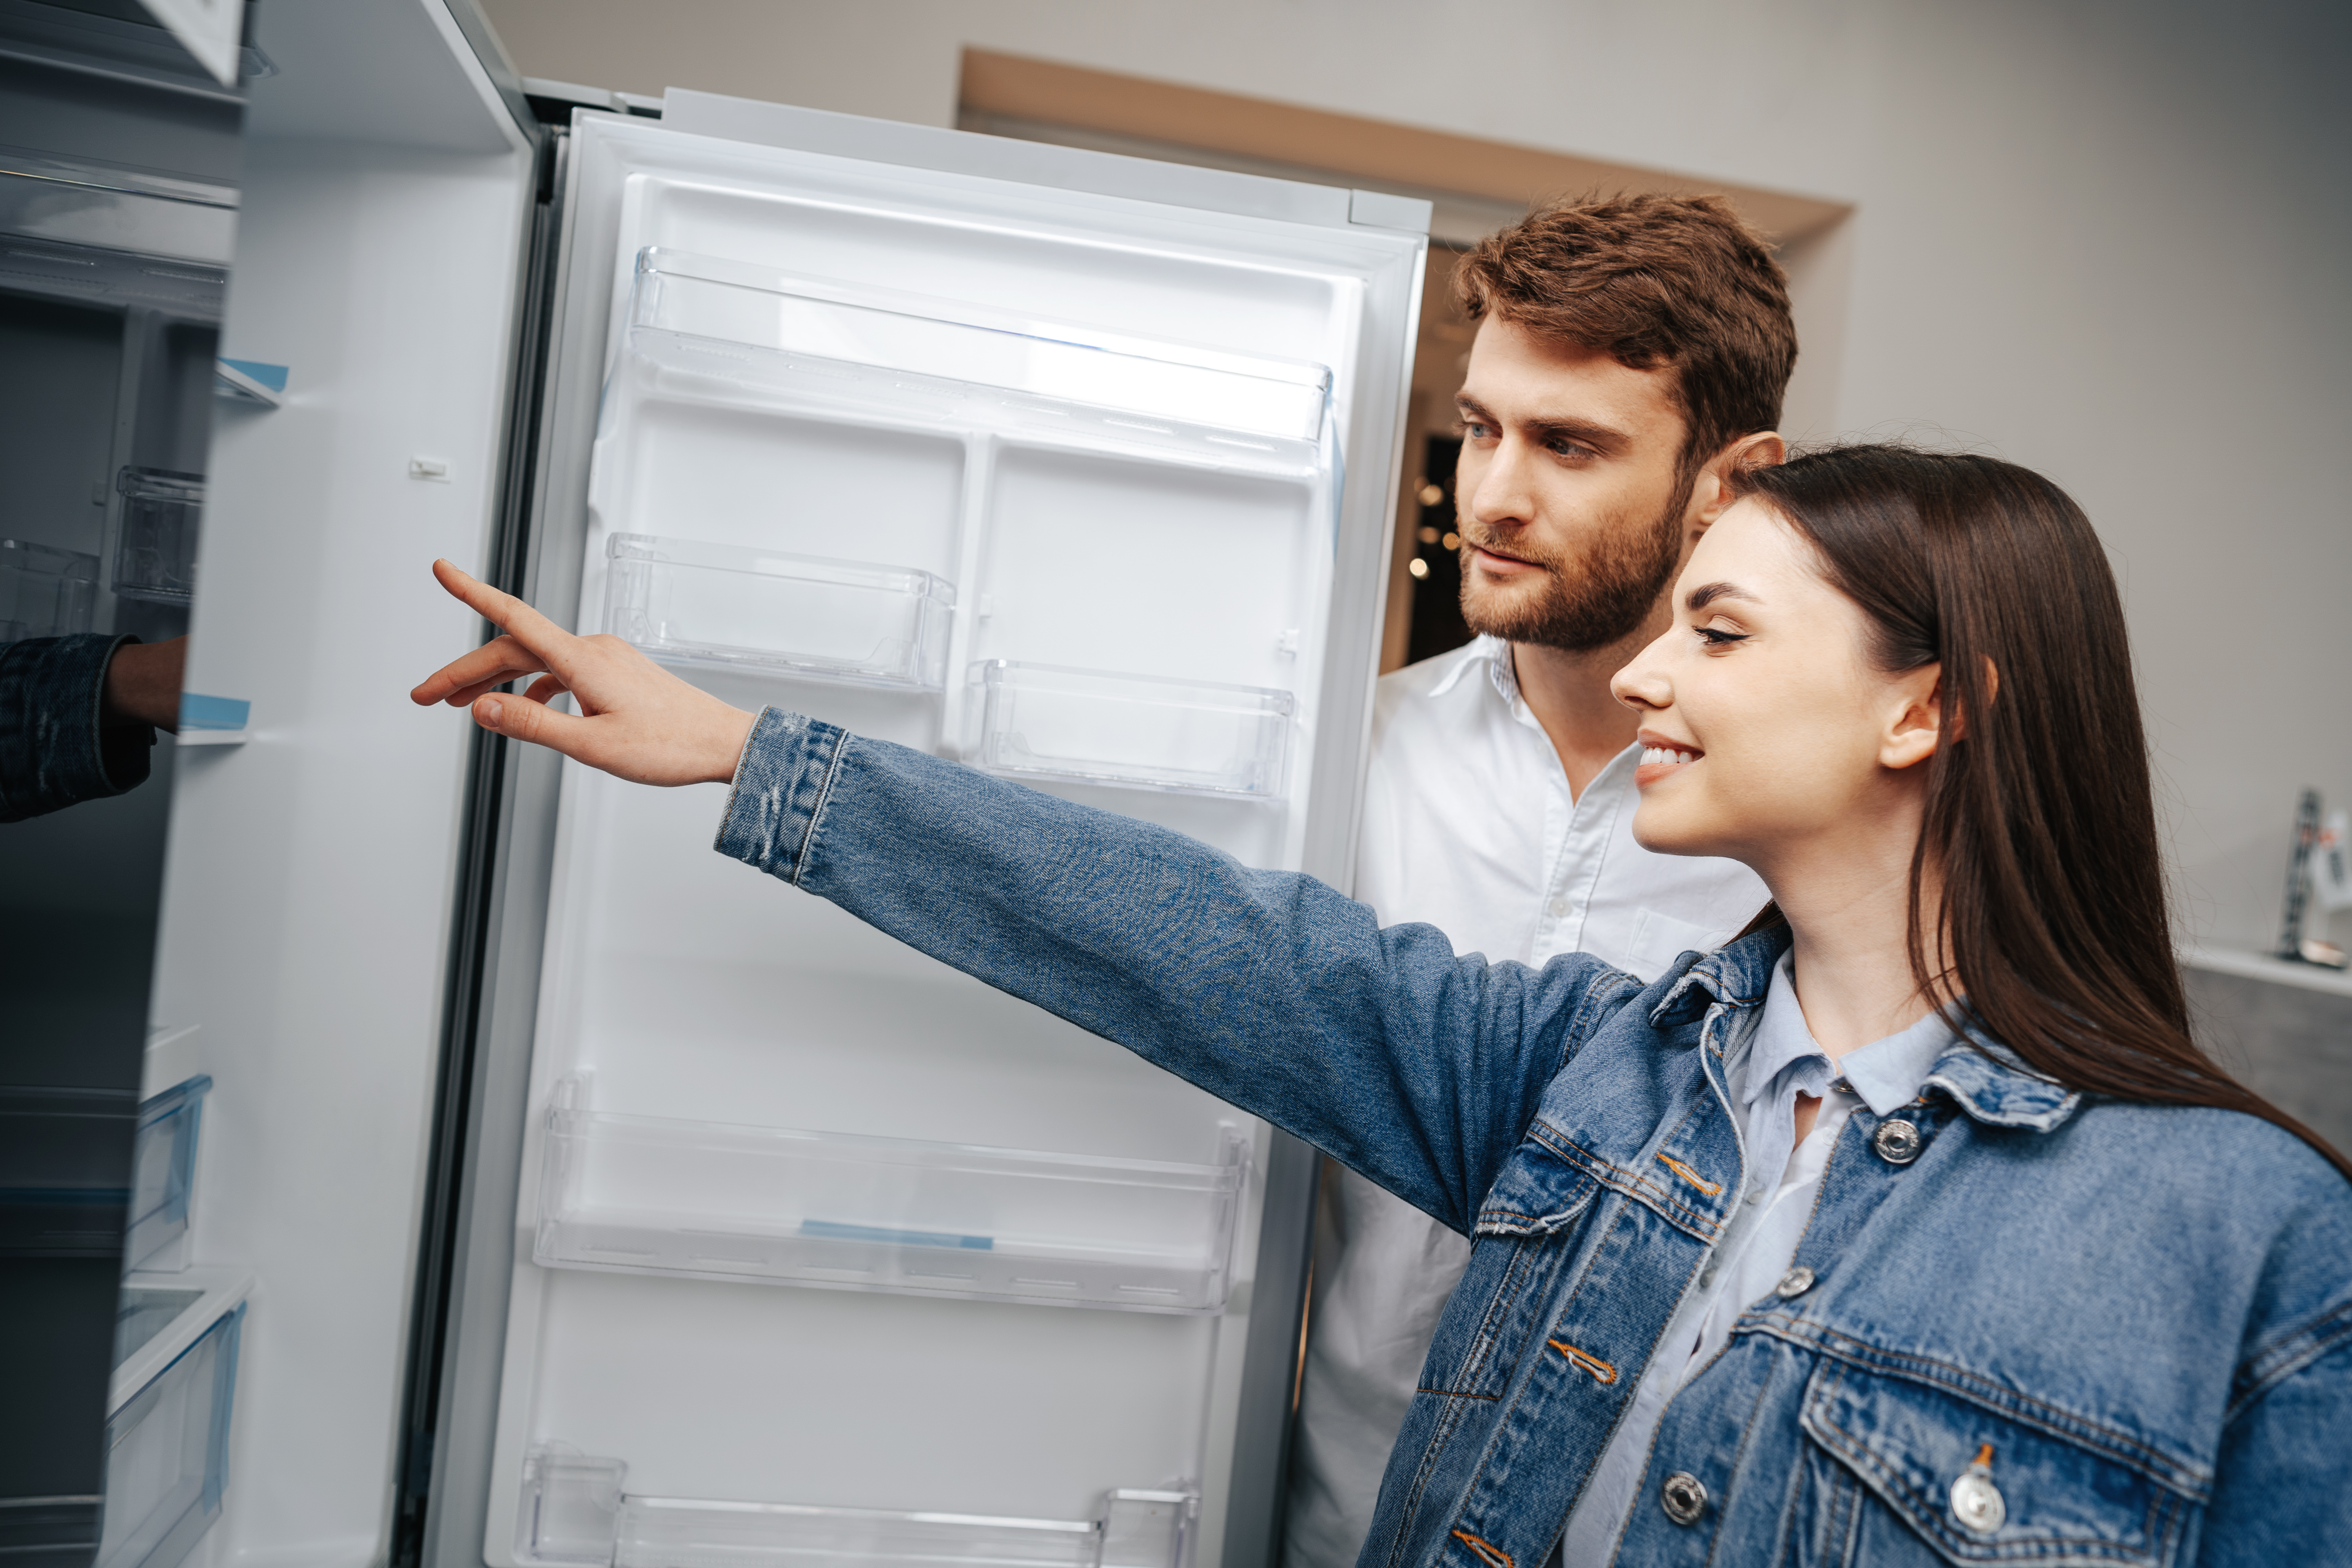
1472;1136;1601;1238
1799;1359;2197;1566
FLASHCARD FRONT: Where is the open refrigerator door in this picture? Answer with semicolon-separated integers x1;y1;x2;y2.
452;102;1425;1568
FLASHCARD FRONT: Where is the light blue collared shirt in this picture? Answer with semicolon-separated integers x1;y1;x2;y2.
1562;952;1959;1565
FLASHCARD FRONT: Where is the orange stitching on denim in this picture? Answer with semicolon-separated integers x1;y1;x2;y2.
1973;1443;1994;1469
1655;1152;1722;1195
1548;1339;1618;1384
1450;1529;1514;1568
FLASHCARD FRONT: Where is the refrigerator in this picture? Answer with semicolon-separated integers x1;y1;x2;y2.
123;5;1428;1566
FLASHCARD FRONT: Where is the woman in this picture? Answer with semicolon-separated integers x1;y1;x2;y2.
414;445;2350;1565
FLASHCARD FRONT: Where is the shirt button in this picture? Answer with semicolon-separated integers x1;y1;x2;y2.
1775;1266;1816;1298
1873;1118;1924;1165
1548;898;1570;918
1698;1266;1716;1288
1660;1472;1708;1525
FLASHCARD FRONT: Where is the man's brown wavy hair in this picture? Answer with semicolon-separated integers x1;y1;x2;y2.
1451;193;1798;482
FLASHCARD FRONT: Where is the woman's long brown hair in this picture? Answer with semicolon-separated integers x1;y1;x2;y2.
1733;444;2352;1181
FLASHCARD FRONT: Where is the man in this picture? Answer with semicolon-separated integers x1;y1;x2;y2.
1282;193;1789;1568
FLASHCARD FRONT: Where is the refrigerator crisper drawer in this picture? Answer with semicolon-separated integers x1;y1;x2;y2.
99;1304;244;1568
971;661;1294;799
604;532;955;688
533;1084;1251;1313
517;1446;1195;1568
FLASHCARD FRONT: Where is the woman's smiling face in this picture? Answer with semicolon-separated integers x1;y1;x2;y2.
1609;497;1942;870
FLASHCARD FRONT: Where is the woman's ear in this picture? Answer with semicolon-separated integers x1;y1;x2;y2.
1881;662;1944;771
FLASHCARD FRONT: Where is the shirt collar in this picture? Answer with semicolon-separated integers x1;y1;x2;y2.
1734;952;1956;1117
1836;992;1962;1117
1650;930;2084;1133
1736;953;1835;1109
1421;634;1509;700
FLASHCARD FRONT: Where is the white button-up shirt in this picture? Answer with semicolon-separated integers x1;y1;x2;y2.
1283;637;1771;1568
1561;953;1958;1564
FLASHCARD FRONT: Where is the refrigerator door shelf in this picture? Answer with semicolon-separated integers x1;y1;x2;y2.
633;246;1333;454
604;532;956;690
110;1267;253;1418
125;1074;211;1272
517;1445;1196;1568
534;1087;1252;1314
973;661;1295;800
99;1295;247;1568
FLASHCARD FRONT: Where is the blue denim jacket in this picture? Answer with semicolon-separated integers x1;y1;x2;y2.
0;633;149;822
715;710;2352;1567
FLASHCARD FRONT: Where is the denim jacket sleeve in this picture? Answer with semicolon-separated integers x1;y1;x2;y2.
0;633;151;823
713;707;1620;1234
2194;1303;2352;1561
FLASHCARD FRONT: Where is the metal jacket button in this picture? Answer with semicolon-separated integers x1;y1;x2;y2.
1950;1449;2005;1534
1873;1118;1923;1164
1775;1266;1815;1298
1660;1472;1708;1525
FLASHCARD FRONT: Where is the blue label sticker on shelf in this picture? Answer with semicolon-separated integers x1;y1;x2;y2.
180;693;250;731
800;1219;993;1250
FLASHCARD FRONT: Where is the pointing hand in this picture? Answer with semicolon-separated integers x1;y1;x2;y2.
408;559;756;787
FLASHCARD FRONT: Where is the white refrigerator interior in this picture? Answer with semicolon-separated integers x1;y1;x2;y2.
487;107;1425;1567
133;4;1421;1559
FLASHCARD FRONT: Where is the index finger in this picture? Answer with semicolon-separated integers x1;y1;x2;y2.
431;559;589;682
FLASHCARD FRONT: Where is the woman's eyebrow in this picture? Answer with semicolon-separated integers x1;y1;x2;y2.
1685;581;1760;611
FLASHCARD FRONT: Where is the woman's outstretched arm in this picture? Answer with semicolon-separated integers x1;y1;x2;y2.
410;561;1619;1230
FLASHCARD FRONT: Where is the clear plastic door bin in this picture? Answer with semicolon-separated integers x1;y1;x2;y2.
125;1076;211;1272
605;533;955;689
0;539;99;643
535;1082;1250;1312
518;1446;1195;1568
113;467;203;605
972;661;1294;799
99;1304;243;1568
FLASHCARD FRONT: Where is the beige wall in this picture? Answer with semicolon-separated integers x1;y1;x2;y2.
481;0;2352;952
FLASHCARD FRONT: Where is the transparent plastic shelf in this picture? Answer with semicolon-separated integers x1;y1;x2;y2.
0;538;98;643
604;534;955;689
533;1082;1249;1314
126;1075;210;1272
971;662;1294;800
612;249;1331;477
519;1446;1194;1568
101;1284;245;1568
113;467;202;606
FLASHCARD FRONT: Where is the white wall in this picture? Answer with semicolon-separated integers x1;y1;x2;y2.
481;0;2352;951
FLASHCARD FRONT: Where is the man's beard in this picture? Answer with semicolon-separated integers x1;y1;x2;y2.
1457;495;1684;653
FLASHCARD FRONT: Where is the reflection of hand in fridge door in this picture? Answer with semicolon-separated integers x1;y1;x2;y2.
409;560;757;786
103;636;186;733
